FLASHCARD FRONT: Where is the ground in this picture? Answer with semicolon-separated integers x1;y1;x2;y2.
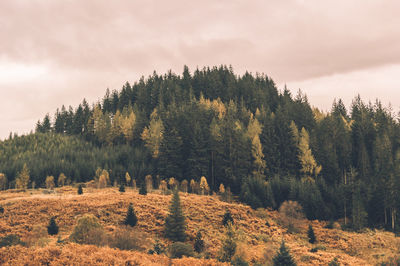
0;187;399;265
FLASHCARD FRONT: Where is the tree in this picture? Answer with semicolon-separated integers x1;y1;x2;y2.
279;201;304;233
58;173;66;187
164;189;186;242
307;224;316;244
273;241;296;266
139;181;147;195
47;217;59;235
194;231;205;253
119;183;125;192
219;222;237;262
223;209;234;226
0;173;7;190
77;184;83;195
16;164;30;189
199;176;210;195
141;108;164;158
125;172;131;186
70;214;105;245
145;175;153;192
124;203;137;227
45;176;55;189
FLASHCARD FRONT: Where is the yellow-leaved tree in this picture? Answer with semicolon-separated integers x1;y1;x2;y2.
0;173;7;190
141;109;164;158
16;163;30;189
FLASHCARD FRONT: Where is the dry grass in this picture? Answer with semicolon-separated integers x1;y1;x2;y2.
0;187;399;265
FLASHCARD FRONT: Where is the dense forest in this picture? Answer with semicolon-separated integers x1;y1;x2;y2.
0;65;399;232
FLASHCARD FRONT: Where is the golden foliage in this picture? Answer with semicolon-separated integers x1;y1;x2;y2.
0;173;7;190
15;163;30;189
57;173;66;187
199;176;210;195
45;176;55;189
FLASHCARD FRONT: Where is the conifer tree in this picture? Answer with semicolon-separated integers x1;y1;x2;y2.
119;183;125;192
273;241;296;266
219;222;237;262
194;231;205;253
222;209;234;226
307;224;316;244
47;217;59;235
77;184;83;195
139;181;147;195
124;203;137;227
164;189;186;242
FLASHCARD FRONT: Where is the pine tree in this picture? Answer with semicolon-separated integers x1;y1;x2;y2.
77;184;83;195
139;181;147;195
307;224;316;244
47;217;59;235
164;189;186;242
124;203;137;227
222;209;234;226
273;241;296;266
219;222;237;262
119;183;125;192
194;231;205;253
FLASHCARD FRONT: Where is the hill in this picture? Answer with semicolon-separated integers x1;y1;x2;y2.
0;187;399;265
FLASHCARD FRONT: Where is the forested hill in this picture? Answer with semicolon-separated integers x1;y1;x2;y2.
1;65;399;231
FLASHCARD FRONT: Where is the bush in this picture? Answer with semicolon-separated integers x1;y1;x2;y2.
0;205;4;214
328;257;340;266
307;224;316;244
219;223;237;262
148;239;166;255
168;242;194;258
77;184;83;195
109;228;149;251
119;184;125;192
70;214;106;246
47;217;59;235
194;231;205;253
139;181;147;195
231;256;249;266
222;210;234;226
124;203;138;227
0;234;25;247
26;225;49;247
278;200;304;233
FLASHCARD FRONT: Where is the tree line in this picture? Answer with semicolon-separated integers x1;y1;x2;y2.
1;65;399;232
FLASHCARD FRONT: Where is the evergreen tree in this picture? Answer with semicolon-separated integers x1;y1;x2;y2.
119;183;125;192
194;231;205;253
273;241;296;266
307;224;316;244
124;203;137;227
77;184;83;195
47;217;59;235
222;209;234;226
164;189;186;242
219;222;237;262
139;181;147;195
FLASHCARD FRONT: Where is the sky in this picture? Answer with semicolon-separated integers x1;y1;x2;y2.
1;0;400;139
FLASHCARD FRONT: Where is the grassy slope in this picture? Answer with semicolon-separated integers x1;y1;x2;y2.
0;187;399;265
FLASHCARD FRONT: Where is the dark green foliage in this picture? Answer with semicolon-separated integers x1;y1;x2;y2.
119;183;125;192
328;257;340;266
307;224;316;244
194;231;205;253
0;205;4;214
77;184;83;195
47;217;59;235
164;189;186;242
222;209;234;226
139;181;147;195
168;242;194;258
273;241;296;266
0;234;25;247
124;203;138;227
148;239;165;255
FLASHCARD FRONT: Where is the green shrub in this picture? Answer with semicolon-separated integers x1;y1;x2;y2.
194;231;205;253
70;214;106;246
77;184;83;195
119;184;125;192
148;239;165;255
124;203;137;227
308;224;316;244
231;256;249;266
0;205;4;214
139;181;147;195
0;234;25;247
222;210;234;226
47;216;59;235
168;242;194;258
328;257;340;266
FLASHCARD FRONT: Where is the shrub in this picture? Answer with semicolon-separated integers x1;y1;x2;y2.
278;200;304;233
26;225;49;247
148;239;166;255
119;183;125;192
77;184;83;195
45;175;55;189
0;205;4;214
109;228;149;251
57;173;66;187
194;231;205;253
160;180;168;194
272;241;296;266
145;175;153;192
70;214;106;246
124;203;138;227
168;242;194;258
231;256;249;266
328;257;340;266
221;186;233;203
47;217;59;235
222;209;234;226
180;179;188;193
164;189;186;242
0;234;25;247
308;224;316;244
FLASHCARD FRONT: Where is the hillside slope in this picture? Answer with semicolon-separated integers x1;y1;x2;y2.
0;188;399;265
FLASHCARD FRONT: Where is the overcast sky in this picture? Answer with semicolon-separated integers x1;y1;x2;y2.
1;0;400;139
